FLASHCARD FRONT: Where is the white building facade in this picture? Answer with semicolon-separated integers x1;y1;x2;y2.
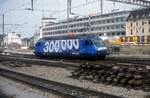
34;17;57;44
4;32;22;47
42;11;129;37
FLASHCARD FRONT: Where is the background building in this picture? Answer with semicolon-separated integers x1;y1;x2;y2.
42;11;129;37
29;36;34;49
34;17;57;44
22;38;30;48
3;32;22;49
126;8;150;36
126;8;150;44
4;32;22;45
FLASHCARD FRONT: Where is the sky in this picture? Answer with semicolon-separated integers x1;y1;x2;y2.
0;0;143;38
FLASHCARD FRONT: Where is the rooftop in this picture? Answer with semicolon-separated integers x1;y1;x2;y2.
127;8;150;21
45;11;130;26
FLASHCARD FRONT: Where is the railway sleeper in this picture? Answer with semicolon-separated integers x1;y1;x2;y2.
71;63;150;91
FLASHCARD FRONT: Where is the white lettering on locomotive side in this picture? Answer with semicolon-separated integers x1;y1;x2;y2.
67;40;73;50
49;41;54;52
43;41;49;53
55;40;60;52
73;39;79;50
43;39;80;53
61;40;67;51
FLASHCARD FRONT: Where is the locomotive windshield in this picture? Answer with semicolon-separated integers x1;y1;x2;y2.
93;37;105;47
81;35;105;46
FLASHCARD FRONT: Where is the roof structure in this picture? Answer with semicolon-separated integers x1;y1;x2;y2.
127;8;150;21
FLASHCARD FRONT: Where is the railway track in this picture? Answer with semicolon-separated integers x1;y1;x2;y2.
0;92;12;98
0;54;79;69
106;56;150;65
1;53;150;92
0;67;121;98
2;52;150;65
1;53;150;70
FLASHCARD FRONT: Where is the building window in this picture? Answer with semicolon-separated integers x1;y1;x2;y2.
112;33;115;36
111;26;114;29
130;22;132;27
98;21;101;24
142;21;145;25
116;25;119;29
136;29;138;34
117;32;120;35
131;29;133;35
131;16;133;19
122;32;125;35
107;33;110;36
111;19;114;23
103;21;105;24
142;21;144;25
149;20;150;25
107;20;110;23
103;27;105;30
142;28;144;33
136;22;138;26
99;27;101;30
107;26;110;29
116;18;119;22
121;25;124;29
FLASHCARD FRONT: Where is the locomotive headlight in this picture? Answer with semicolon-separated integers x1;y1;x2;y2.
98;47;107;51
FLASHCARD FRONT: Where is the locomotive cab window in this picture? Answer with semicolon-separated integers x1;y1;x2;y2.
84;40;93;46
36;42;42;46
93;39;105;46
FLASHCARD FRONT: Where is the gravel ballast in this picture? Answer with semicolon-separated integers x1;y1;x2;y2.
0;75;65;98
2;65;148;98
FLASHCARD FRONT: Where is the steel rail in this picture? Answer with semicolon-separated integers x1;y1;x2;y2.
0;55;79;69
1;53;150;67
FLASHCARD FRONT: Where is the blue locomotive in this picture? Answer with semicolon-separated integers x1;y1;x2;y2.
34;34;107;59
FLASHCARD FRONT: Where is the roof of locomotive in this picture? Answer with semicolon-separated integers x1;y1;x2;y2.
38;34;100;41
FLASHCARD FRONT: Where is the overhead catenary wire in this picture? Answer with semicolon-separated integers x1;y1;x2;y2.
1;0;112;28
12;0;98;24
2;1;31;14
1;0;146;37
0;0;121;35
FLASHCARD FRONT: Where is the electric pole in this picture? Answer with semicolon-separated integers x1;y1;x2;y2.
99;0;103;14
2;14;5;47
67;0;71;34
2;14;4;36
25;0;34;11
31;0;34;11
